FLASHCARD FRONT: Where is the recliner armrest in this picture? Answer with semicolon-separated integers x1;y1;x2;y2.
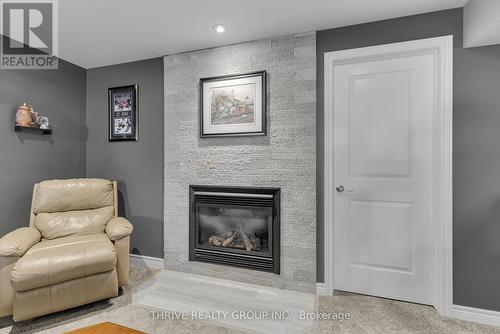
106;217;133;241
0;228;41;257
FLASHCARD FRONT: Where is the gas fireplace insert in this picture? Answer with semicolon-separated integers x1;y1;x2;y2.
189;185;280;274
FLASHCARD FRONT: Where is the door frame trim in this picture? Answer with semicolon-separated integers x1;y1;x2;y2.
323;35;453;316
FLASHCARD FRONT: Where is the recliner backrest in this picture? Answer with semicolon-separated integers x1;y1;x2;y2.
31;179;116;240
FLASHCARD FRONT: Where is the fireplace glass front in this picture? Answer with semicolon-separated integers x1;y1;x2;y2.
189;186;280;273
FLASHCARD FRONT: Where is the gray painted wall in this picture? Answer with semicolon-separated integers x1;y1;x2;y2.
454;43;500;311
86;58;164;258
0;58;87;237
164;33;316;292
317;8;500;311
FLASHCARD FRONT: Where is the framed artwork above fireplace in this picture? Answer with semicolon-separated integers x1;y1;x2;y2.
189;185;280;274
199;71;267;137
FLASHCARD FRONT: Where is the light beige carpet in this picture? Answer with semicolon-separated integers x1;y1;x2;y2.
0;260;498;334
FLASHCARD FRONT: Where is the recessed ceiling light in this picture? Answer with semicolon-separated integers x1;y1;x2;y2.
213;24;227;33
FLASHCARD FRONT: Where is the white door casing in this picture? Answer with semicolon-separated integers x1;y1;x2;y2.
323;36;453;316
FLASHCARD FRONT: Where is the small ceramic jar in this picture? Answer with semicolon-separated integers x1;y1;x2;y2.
15;103;32;127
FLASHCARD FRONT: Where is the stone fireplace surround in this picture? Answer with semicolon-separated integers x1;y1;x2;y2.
164;32;316;293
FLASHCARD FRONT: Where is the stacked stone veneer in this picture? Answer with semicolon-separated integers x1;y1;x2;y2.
164;32;316;292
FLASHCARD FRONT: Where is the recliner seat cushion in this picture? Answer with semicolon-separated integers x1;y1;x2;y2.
33;179;114;214
10;234;116;292
34;206;115;240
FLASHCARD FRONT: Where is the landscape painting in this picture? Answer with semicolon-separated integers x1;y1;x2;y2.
200;71;266;137
210;83;256;125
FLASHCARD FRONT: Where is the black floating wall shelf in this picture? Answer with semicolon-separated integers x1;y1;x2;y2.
15;125;52;135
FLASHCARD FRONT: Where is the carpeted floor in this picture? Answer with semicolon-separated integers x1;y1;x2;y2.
0;260;499;334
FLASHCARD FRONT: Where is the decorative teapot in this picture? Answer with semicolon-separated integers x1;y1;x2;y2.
15;103;32;127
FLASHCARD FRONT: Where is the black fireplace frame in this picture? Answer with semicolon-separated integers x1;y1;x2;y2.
189;185;280;274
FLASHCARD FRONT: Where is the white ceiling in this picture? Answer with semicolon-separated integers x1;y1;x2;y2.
58;0;468;69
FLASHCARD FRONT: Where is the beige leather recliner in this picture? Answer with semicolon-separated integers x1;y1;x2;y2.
0;178;133;321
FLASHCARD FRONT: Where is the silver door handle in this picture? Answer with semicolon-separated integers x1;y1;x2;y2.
336;185;353;193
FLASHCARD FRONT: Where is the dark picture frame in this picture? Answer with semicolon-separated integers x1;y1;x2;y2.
200;71;266;138
108;85;138;141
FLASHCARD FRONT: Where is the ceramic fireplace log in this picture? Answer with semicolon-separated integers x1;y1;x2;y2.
238;224;253;251
207;228;262;251
208;235;223;246
222;232;237;247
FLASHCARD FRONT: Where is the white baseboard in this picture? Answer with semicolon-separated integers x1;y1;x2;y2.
316;283;329;296
130;254;164;269
452;305;500;327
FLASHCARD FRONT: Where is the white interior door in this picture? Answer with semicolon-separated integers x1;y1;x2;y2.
332;50;435;305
